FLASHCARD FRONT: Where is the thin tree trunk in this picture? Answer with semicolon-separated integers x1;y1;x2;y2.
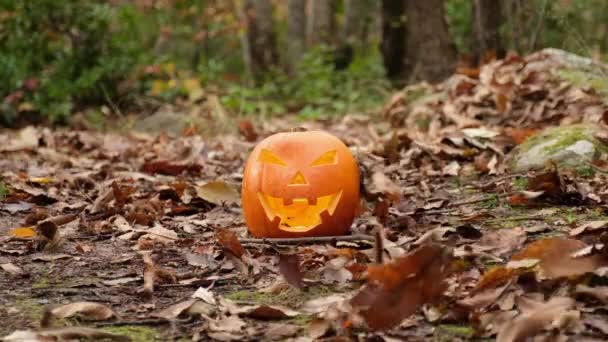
287;0;307;72
245;0;278;82
380;0;406;82
472;0;505;63
342;0;369;44
403;0;457;83
308;0;335;46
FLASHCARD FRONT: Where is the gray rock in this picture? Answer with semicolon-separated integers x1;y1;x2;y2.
508;124;608;172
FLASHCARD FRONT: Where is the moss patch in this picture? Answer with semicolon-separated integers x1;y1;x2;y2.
435;324;475;341
557;68;608;97
518;124;593;155
101;325;164;342
0;181;8;201
0;298;45;336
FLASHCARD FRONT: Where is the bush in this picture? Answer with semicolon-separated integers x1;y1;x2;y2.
0;0;144;124
220;46;391;119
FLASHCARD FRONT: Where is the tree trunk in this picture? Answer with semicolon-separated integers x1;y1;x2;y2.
403;0;457;83
471;0;505;63
308;0;335;46
380;0;406;82
342;0;370;44
287;0;307;72
245;0;278;82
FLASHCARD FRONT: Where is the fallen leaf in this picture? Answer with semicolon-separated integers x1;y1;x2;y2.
1;263;25;276
192;287;217;305
570;220;608;236
575;284;608;304
239;304;300;320
32;254;71;261
496;296;576;342
351;244;453;330
369;172;401;202
10;226;36;238
215;229;245;258
238;120;258;142
278;253;304;289
2;327;129;342
43;302;115;327
196;181;240;205
512;238;606;279
141;160;202;176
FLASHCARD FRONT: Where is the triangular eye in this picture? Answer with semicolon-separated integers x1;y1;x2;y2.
311;150;337;166
259;149;287;166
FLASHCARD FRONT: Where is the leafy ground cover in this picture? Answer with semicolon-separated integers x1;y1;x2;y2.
3;50;608;341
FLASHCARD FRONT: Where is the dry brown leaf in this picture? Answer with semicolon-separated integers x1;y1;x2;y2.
196;181;240;205
215;229;245;258
141;160;202;176
570;220;608;236
512;238;606;279
1;263;25;276
369;171;402;202
496;297;576;342
351;243;452;330
278;253;304;289
3;327;129;342
43;302;115;327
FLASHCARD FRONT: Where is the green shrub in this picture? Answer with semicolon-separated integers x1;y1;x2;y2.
0;0;144;124
220;45;391;118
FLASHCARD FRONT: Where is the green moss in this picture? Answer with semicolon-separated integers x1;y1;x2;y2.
0;298;46;335
478;194;499;209
101;326;163;342
513;177;528;191
575;165;596;177
32;266;52;289
517;124;592;155
0;181;8;201
557;68;608;97
12;298;44;322
289;314;313;326
226;285;337;309
435;324;475;341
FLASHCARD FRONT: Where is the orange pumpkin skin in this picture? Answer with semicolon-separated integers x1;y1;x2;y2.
242;131;360;238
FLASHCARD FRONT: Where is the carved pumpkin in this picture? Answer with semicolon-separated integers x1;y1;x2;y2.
242;131;360;238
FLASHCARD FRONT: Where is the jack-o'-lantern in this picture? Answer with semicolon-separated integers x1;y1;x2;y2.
242;130;360;238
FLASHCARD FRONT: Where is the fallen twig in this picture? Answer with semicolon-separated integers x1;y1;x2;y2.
95;319;180;327
239;234;375;245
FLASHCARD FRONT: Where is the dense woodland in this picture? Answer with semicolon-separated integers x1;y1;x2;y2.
6;1;608;341
2;0;608;125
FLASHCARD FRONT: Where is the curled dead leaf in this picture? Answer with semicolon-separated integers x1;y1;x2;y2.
351;243;453;330
42;302;115;327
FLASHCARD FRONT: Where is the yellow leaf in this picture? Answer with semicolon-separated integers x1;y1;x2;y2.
150;80;166;96
29;177;54;185
162;62;176;75
183;78;201;92
18;102;35;112
168;79;177;89
11;226;37;238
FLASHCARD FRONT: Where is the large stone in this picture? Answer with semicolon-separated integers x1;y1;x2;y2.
508;124;608;172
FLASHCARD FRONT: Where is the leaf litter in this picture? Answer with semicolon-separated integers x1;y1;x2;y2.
4;49;608;340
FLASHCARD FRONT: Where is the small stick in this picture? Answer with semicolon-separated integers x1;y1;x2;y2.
95;319;172;327
239;234;375;245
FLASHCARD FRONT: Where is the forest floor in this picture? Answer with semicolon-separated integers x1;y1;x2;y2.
4;49;608;341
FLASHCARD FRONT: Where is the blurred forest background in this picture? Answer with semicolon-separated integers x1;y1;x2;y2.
2;0;608;127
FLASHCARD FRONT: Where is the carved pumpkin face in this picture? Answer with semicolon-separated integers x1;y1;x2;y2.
242;131;360;238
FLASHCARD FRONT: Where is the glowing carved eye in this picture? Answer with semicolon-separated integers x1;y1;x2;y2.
311;150;337;166
259;149;287;166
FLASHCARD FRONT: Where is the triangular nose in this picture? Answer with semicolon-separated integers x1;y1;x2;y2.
289;171;307;185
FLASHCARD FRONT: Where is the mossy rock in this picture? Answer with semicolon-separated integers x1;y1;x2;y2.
508;124;608;172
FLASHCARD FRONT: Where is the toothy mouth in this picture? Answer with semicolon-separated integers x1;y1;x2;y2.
257;190;343;232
